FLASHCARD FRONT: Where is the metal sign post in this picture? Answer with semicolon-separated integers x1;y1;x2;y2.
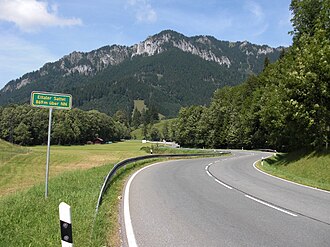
30;91;72;198
45;107;53;198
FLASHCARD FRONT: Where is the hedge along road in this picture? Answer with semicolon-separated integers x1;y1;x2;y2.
121;150;330;247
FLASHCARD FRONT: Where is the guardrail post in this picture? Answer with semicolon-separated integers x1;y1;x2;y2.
59;202;73;247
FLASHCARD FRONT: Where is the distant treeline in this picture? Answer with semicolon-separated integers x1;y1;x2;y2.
171;0;330;152
0;104;129;145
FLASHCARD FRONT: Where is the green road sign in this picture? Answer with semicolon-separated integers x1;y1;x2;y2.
30;91;73;198
31;91;72;110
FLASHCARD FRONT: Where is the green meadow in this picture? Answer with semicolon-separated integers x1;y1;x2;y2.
0;140;147;196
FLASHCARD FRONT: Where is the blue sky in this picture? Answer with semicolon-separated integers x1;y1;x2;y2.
0;0;293;90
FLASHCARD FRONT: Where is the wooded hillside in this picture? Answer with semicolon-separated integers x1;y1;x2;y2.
171;0;330;151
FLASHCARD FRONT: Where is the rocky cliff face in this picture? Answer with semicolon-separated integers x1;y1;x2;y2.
133;31;235;67
1;30;283;94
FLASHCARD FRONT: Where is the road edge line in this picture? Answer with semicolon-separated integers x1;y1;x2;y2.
245;194;297;217
205;164;233;190
124;162;166;247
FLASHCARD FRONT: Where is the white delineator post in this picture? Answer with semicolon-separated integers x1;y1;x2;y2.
59;202;73;247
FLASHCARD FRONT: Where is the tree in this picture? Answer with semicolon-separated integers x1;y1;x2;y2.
142;123;149;140
175;106;206;147
14;122;32;145
31;108;49;144
263;56;270;71
113;110;130;127
150;125;161;141
145;105;159;124
161;121;170;140
279;48;286;59
0;104;127;146
290;0;323;42
131;108;142;128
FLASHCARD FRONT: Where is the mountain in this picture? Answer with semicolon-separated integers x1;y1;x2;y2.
0;30;284;117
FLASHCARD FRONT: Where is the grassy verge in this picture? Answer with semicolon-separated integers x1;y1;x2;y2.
256;150;330;191
0;158;159;246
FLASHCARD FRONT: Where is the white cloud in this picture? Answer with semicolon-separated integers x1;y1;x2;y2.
242;0;268;39
0;0;82;32
245;0;264;21
126;0;157;23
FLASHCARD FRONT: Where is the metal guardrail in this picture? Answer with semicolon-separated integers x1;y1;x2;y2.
95;152;230;213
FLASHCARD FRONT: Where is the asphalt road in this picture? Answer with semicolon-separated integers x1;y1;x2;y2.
121;151;330;247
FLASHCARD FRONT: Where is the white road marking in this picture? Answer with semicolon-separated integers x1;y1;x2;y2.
214;178;233;190
206;170;213;177
245;194;298;217
205;165;233;189
124;170;139;247
124;162;164;247
253;161;330;194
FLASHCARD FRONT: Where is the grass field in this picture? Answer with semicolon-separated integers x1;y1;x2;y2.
257;150;330;191
0;140;148;196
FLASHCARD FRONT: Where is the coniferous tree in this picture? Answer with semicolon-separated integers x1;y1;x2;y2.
263;56;270;71
131;108;142;128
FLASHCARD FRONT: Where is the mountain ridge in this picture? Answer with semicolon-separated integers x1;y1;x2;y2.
0;30;284;117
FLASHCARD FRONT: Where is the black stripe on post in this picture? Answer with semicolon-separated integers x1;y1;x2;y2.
60;220;73;243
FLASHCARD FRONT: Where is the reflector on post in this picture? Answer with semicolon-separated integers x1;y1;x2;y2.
59;202;73;247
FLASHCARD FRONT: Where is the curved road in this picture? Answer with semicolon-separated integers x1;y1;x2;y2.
121;151;330;247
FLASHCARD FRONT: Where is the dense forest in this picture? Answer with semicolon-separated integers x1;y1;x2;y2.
0;101;162;146
171;0;330;151
0;105;129;145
